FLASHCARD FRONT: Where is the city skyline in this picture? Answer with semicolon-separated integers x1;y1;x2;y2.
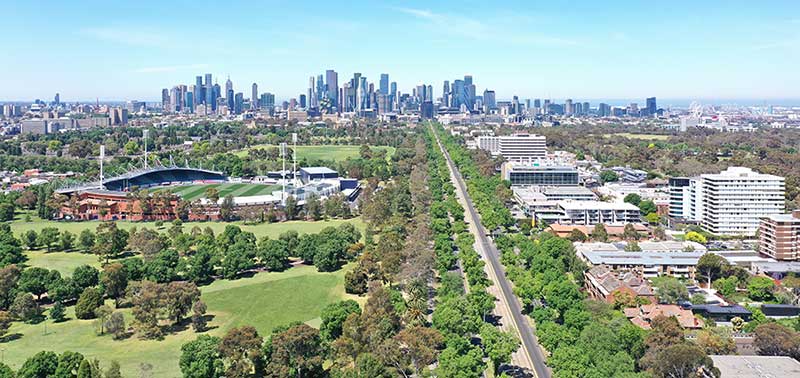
2;1;799;101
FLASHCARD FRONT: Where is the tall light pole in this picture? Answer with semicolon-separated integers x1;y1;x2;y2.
280;142;287;206
292;133;298;185
143;129;149;169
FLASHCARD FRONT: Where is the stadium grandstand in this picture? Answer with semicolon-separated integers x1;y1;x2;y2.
57;166;226;194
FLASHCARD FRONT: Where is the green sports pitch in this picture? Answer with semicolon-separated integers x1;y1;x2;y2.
159;183;281;201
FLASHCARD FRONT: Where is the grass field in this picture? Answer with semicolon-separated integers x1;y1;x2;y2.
604;133;671;141
23;250;101;276
159;182;281;201
235;144;396;161
3;265;357;377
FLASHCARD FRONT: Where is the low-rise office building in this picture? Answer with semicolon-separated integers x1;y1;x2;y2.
502;162;579;187
557;200;641;226
710;355;800;378
576;241;706;279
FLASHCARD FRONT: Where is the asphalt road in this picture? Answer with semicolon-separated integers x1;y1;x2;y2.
432;125;551;378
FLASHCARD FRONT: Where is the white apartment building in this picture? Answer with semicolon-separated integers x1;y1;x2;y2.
499;133;546;162
556;200;642;226
669;167;785;235
476;136;500;155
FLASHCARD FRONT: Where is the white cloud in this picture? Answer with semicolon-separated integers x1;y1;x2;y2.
134;64;209;74
392;7;578;47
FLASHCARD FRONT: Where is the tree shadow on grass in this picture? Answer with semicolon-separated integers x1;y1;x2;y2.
0;333;23;343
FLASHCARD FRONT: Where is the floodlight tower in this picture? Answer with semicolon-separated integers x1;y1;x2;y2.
292;133;298;185
280;142;287;205
99;145;105;183
143;129;149;169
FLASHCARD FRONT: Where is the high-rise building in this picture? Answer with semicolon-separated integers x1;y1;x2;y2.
161;88;170;111
483;90;496;111
251;83;258;110
420;100;434;119
226;89;234;112
582;102;590;115
670;167;785;235
186;86;195;113
646;97;657;116
225;76;233;94
234;92;244;114
598;103;611;117
426;85;433;102
325;70;338;109
54;93;60;106
379;74;389;95
565;99;573;115
212;84;220;111
299;94;307;109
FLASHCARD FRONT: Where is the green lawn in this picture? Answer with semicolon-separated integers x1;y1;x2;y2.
158;183;281;201
235;144;396;161
11;217;364;242
3;265;358;377
23;250;101;276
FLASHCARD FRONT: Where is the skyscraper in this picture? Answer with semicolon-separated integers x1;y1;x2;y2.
309;76;316;109
234;92;243;114
161;88;169;111
325;70;338;109
195;76;203;105
646;97;657;116
426;85;433;102
443;80;450;107
299;94;307;109
483;90;496;112
225;76;233;94
204;74;213;112
379;74;389;95
565;99;573;115
251;83;258;110
226;89;234;112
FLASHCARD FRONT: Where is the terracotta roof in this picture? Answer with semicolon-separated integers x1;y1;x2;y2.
626;304;703;329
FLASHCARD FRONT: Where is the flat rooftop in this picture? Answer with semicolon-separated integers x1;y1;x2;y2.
710;355;800;377
580;250;705;266
300;167;337;175
558;200;639;211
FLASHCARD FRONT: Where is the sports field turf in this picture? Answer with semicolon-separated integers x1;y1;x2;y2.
3;265;357;377
235;144;396;161
161;182;281;201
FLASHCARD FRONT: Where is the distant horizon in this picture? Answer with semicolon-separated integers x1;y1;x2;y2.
3;97;799;109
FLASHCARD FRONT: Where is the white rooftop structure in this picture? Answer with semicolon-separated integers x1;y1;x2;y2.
710;355;800;378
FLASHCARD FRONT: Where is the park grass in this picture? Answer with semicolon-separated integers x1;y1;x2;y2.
158;183;282;201
11;216;364;242
22;250;101;276
234;144;396;161
3;265;359;377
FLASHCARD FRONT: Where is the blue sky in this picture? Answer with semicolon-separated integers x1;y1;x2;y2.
2;0;799;103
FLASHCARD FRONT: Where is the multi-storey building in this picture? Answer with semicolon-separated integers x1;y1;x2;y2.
759;210;800;261
497;133;546;163
501;163;579;187
556;200;641;226
669;167;785;235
